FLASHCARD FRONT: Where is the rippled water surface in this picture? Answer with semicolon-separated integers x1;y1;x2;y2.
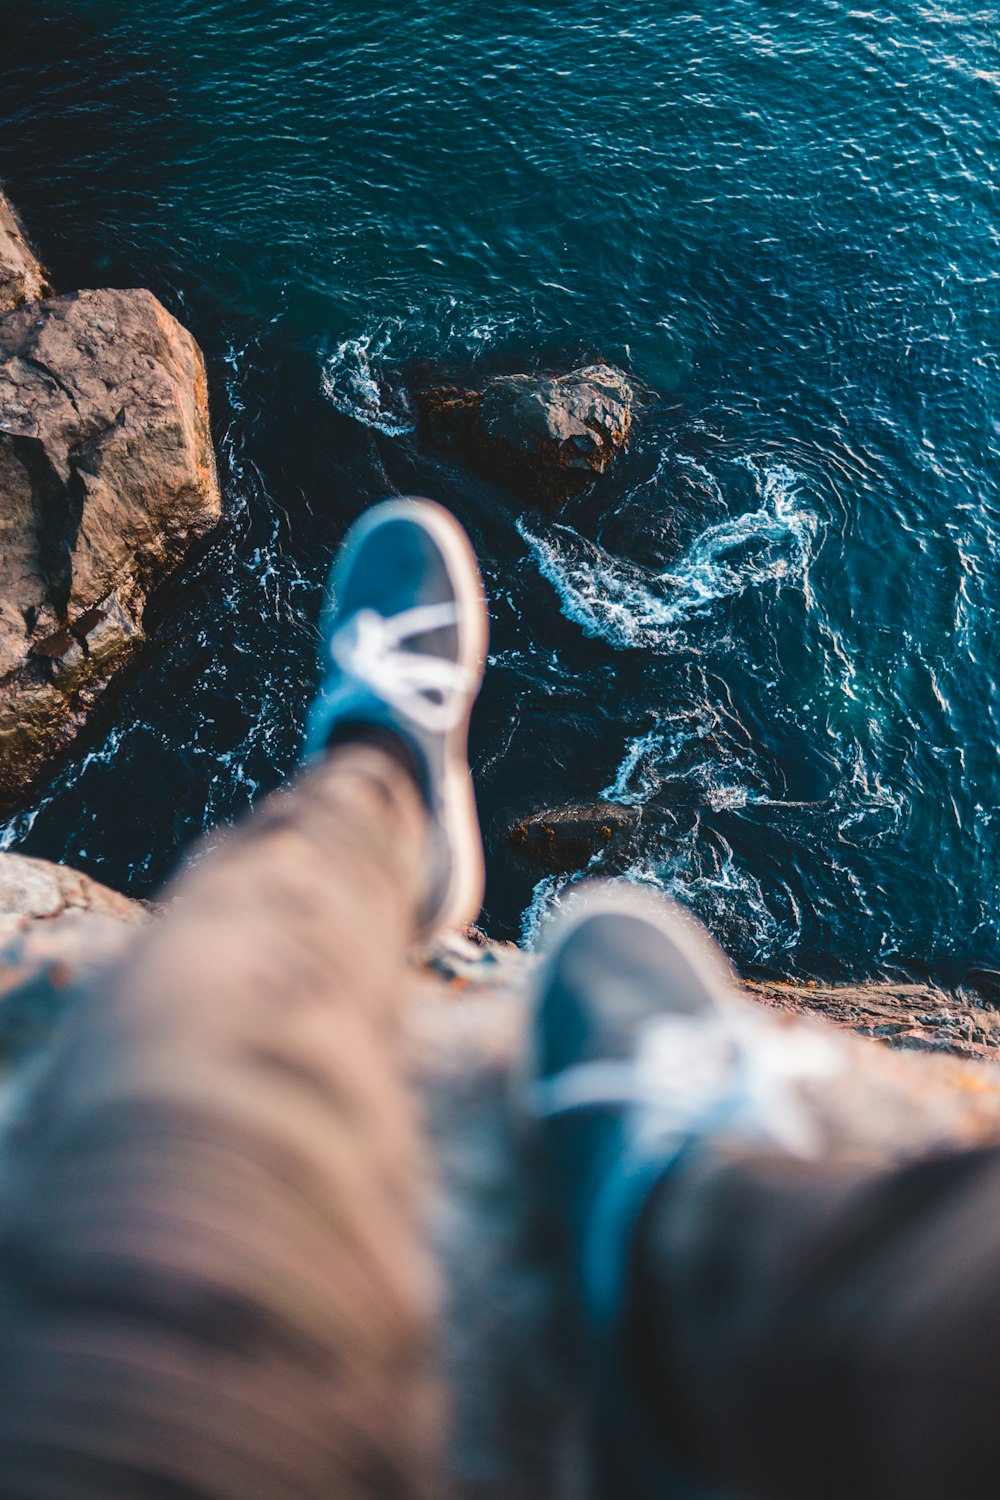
2;1;999;978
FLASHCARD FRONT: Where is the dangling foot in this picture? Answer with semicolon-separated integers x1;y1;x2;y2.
306;497;489;937
520;881;845;1494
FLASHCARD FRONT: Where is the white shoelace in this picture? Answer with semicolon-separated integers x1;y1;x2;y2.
530;1007;844;1160
328;602;475;733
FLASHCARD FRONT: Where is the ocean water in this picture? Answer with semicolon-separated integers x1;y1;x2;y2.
1;0;998;980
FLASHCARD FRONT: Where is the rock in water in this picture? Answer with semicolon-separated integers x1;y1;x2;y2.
0;287;222;804
505;801;641;873
417;363;634;505
0;190;49;311
479;365;633;479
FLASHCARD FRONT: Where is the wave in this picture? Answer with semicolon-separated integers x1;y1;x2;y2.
834;739;905;845
649;837;804;966
519;461;820;649
600;710;718;805
548;689;902;965
519;872;568;948
0;721;132;856
320;325;415;436
519;861;663;950
600;727;673;805
319;302;526;436
516;838;796;965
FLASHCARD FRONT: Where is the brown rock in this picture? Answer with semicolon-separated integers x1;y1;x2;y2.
0;287;221;804
0;850;144;929
749;977;1000;1064
416;363;634;506
0;190;49;311
0;852;144;1067
505;800;641;873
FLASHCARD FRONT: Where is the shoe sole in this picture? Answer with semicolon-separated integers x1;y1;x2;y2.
332;497;489;935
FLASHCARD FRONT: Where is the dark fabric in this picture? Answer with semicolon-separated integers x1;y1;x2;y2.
0;746;443;1500
631;1139;1000;1500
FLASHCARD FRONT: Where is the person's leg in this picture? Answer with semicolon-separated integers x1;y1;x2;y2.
0;497;488;1500
632;1136;1000;1500
523;882;1000;1500
0;746;439;1500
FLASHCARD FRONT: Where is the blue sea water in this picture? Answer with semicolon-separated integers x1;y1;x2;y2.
1;0;999;980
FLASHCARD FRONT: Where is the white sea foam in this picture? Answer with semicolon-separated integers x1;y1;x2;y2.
517;525;682;648
519;872;571;948
704;783;765;812
320;326;415;436
519;461;820;650
0;722;132;853
600;710;715;805
651;838;803;966
600;728;670;805
519;859;664;950
518;838;796;967
319;302;526;436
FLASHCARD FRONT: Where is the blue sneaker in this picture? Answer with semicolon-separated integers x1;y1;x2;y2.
522;882;844;1495
306;497;489;936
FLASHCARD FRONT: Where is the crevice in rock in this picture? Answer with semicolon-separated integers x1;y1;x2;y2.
19;352;83;419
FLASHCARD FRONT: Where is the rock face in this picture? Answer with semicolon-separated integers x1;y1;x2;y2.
417;363;634;505
0;849;143;931
505;801;641;873
0;852;144;1069
0;190;49;311
0;286;222;804
749;977;1000;1063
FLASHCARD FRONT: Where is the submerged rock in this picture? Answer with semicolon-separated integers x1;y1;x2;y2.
0;190;49;311
505;801;641;873
0;286;222;804
417;363;634;505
